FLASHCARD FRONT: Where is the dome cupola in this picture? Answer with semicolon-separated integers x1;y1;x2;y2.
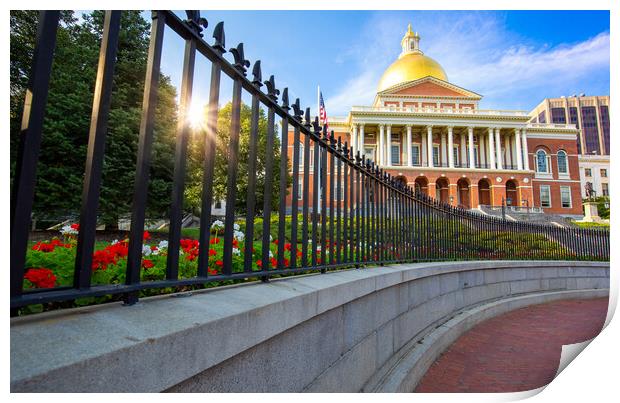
377;24;448;93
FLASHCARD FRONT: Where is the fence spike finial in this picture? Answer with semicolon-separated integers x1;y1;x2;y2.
281;88;290;110
251;60;262;87
230;43;250;75
185;11;208;36
292;98;302;121
264;75;280;100
304;107;311;127
212;21;226;52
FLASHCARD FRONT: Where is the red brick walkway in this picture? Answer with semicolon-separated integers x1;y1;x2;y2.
415;298;608;393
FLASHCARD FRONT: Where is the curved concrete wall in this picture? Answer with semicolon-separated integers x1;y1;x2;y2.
10;261;609;392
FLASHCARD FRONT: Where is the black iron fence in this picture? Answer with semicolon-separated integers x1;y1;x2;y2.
10;11;610;312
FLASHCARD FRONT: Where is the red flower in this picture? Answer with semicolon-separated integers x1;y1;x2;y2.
273;239;279;245
270;257;277;268
284;258;290;267
207;268;218;275
210;237;220;244
24;268;56;288
215;260;223;267
284;243;292;251
232;238;239;248
256;260;263;268
209;249;217;256
150;245;158;251
70;223;80;231
143;231;151;241
142;259;154;269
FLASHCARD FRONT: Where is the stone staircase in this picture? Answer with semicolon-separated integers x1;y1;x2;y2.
476;205;578;227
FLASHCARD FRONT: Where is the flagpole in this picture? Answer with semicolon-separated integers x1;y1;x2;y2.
317;85;322;215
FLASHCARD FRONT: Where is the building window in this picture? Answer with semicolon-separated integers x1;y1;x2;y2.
297;178;303;200
581;106;600;154
538;111;546;123
551;107;566;124
540;185;551;208
363;147;375;163
411;144;420;165
214;200;222;209
299;143;304;166
391;143;401;165
309;146;314;169
600;105;610;154
474;146;479;166
536;150;550;173
585;168;592;177
453;146;460;166
602;183;609;197
557;150;568;174
568;106;581;153
560;186;572;208
600;168;607;178
433;145;440;166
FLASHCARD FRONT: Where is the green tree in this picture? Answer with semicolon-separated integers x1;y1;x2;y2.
10;11;178;228
185;102;292;216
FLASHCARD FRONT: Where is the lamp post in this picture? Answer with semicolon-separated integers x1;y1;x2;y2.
501;197;506;220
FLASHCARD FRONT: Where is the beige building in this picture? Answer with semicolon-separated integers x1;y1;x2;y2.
529;95;610;198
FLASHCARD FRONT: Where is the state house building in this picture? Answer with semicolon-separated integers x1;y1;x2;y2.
286;25;583;216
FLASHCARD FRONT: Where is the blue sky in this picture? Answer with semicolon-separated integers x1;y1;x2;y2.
155;10;609;116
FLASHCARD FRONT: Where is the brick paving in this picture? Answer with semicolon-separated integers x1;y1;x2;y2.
415;298;608;393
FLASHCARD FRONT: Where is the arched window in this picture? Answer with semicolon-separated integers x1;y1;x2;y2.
536;150;549;173
557;150;568;174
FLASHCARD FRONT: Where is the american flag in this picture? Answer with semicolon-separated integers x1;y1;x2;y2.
319;91;329;130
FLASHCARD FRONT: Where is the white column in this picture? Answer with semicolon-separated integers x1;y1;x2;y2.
386;125;392;167
447;126;454;168
406;125;412;166
378;124;385;165
503;133;511;168
521;128;530;170
441;132;447;166
351;125;358;156
495;127;503;170
421;129;427;166
488;128;496;170
468;126;475;169
514;128;523;170
359;124;365;159
460;132;466;167
427;126;434;168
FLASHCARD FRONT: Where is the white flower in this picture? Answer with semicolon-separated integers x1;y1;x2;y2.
233;223;240;231
234;230;245;241
232;247;241;256
269;235;273;241
211;220;224;230
60;224;78;236
269;250;274;258
142;244;152;256
111;239;119;245
158;240;169;250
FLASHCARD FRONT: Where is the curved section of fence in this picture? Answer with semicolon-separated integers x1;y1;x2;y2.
10;11;610;312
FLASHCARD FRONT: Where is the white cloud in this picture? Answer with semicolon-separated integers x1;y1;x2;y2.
326;12;609;114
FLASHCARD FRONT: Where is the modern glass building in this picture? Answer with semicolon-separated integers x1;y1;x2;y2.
529;96;610;199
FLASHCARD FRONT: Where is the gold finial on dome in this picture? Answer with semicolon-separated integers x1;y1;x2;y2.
401;24;421;57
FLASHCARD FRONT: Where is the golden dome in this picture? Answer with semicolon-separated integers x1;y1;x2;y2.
377;25;448;93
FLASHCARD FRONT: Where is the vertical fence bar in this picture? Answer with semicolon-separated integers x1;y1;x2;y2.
222;61;245;276
166;29;197;280
311;121;320;267
320;128;328;269
336;141;343;264
289;100;302;269
197;22;225;277
329;134;336;265
342;144;349;263
124;11;166;304
73;11;121;289
301;111;311;267
276;89;290;269
261;77;278;275
242;63;262;273
10;11;61;299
